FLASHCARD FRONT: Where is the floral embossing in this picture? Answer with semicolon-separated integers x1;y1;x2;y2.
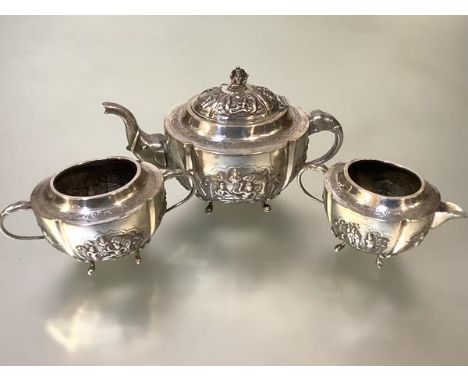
194;83;286;120
201;167;280;202
74;229;148;262
197;87;264;118
332;218;390;254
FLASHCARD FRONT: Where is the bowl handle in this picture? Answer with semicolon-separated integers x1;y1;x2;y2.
163;169;196;213
304;110;344;166
297;164;328;204
0;201;44;240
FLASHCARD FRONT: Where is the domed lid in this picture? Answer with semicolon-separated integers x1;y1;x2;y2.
189;67;288;126
165;67;310;154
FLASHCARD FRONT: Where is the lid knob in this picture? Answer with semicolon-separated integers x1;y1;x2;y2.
229;67;248;90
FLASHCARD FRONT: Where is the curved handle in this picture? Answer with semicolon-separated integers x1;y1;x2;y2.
163;169;196;213
0;201;44;240
305;110;344;166
297;164;329;204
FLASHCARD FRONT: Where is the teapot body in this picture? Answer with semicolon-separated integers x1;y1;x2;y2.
164;108;310;204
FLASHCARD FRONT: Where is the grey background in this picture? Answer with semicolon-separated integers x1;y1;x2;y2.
0;16;467;365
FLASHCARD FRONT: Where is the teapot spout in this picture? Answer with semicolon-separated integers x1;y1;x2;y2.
431;201;467;229
102;102;168;168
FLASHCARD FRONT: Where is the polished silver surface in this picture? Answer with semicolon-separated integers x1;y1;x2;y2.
299;159;466;267
1;16;468;366
0;157;194;274
104;67;343;211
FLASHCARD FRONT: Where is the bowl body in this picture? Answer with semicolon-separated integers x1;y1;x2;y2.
324;193;435;257
30;157;166;262
323;159;441;258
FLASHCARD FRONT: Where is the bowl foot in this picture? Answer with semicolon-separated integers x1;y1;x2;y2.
375;255;384;269
262;200;272;212
86;261;95;276
135;252;142;265
334;242;346;253
205;201;214;214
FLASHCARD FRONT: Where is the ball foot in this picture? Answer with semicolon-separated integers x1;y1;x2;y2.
87;261;96;276
375;256;384;269
262;200;272;212
135;252;142;265
205;202;214;214
334;242;346;253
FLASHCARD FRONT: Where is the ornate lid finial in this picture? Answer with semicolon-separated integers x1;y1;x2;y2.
229;67;248;89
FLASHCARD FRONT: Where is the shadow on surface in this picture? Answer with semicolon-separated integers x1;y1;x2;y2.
321;244;417;314
44;199;418;355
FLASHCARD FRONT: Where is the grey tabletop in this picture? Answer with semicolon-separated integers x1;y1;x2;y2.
0;16;467;365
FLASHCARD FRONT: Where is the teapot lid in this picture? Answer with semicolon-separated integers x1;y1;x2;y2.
165;67;309;154
189;67;288;126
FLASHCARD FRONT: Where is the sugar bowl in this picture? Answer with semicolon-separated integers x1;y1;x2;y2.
299;159;466;268
0;157;194;274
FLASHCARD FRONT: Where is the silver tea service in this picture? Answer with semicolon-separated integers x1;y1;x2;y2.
104;67;343;213
298;159;466;268
0;66;466;272
0;157;194;274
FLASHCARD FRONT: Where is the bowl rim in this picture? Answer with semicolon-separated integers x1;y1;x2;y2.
343;158;426;201
50;156;142;201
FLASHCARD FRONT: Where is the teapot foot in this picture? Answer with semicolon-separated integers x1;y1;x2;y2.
334;242;346;253
205;202;214;214
86;261;96;276
262;200;272;212
135;252;142;265
375;255;384;269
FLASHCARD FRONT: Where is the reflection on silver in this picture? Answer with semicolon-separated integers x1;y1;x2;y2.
103;67;344;211
299;158;466;267
46;300;124;353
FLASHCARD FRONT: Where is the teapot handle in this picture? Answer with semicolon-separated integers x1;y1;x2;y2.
298;164;329;204
0;201;44;240
163;169;196;213
304;110;343;166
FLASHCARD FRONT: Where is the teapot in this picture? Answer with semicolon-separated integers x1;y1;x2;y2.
104;67;343;213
